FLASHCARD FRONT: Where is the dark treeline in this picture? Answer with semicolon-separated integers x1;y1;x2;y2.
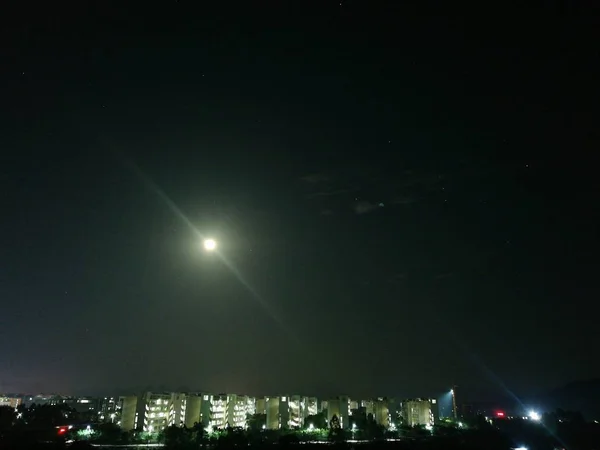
1;404;599;450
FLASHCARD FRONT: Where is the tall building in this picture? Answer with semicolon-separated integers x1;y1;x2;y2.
98;397;120;423
326;396;349;429
360;399;374;416
200;394;227;430
306;397;318;417
287;395;318;428
138;392;171;432
401;398;439;427
119;396;138;431
226;394;255;428
184;394;202;428
265;396;291;429
255;397;266;415
373;398;391;428
134;392;188;433
288;396;303;428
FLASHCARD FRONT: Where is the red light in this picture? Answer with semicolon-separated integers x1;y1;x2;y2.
58;427;68;435
496;411;505;417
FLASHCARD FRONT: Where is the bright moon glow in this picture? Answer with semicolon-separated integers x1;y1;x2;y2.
203;239;217;251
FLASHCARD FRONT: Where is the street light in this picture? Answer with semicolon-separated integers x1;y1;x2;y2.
203;238;217;251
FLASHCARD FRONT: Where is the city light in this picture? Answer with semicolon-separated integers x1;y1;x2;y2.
203;239;217;251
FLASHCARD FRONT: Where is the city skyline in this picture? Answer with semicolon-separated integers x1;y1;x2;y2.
2;3;598;402
3;391;447;433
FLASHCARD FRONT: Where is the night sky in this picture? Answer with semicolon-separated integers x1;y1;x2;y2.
2;3;598;402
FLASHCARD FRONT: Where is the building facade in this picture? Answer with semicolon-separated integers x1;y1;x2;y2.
326;396;349;429
119;396;138;431
0;397;22;408
226;394;255;428
265;396;289;430
200;393;227;430
401;398;439;427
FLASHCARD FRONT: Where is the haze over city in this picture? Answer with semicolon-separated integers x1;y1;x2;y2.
1;2;598;408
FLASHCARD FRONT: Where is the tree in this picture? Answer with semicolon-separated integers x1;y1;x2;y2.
94;422;122;444
27;404;75;428
190;422;205;446
0;405;16;433
162;425;192;449
247;413;266;432
217;427;248;448
363;413;384;440
304;412;327;429
328;414;345;442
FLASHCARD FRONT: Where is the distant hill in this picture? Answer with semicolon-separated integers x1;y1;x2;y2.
534;379;600;420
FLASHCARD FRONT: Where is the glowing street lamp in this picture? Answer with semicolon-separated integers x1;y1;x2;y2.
203;238;217;251
529;410;541;421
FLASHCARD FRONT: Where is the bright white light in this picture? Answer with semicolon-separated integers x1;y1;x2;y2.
529;411;541;421
514;447;528;450
204;239;217;251
308;423;314;430
352;423;357;430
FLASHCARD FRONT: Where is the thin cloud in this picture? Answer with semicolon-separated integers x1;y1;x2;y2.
354;200;382;215
307;187;360;198
391;195;418;205
300;173;331;184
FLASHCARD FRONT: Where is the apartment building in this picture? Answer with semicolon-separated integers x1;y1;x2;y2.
401;398;439;427
373;398;391;428
265;396;289;429
226;394;256;428
200;393;227;430
326;396;349;428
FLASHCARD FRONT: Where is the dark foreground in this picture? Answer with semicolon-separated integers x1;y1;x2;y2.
0;434;518;450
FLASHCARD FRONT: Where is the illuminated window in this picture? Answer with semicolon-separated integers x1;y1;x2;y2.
281;397;287;402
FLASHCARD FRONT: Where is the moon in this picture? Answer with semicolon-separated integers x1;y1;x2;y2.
203;239;217;251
